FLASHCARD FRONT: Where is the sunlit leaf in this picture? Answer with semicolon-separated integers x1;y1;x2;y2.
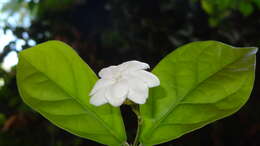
140;41;257;145
17;41;127;145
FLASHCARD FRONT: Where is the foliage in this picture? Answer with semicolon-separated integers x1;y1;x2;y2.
199;0;260;26
16;41;126;145
0;0;260;146
140;41;257;145
16;40;257;145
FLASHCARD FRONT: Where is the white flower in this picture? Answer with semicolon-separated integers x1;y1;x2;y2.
89;60;160;107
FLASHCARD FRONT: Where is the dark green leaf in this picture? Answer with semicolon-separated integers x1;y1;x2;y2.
239;2;254;16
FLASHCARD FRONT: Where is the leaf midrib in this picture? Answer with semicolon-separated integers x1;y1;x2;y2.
21;55;123;144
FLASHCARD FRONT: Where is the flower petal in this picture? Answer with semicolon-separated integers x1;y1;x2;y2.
119;60;150;72
127;78;148;104
89;79;115;96
105;80;128;107
90;88;108;106
132;70;160;87
98;65;118;78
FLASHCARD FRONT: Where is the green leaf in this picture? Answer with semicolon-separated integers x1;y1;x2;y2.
16;41;126;145
140;41;257;145
239;1;254;16
201;0;214;15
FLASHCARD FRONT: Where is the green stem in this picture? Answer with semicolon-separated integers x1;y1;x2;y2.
133;117;141;146
130;104;142;146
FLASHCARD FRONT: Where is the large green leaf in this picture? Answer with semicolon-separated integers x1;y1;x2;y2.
140;41;257;145
16;41;126;146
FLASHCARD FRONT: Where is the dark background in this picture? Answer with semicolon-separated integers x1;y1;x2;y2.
0;0;259;145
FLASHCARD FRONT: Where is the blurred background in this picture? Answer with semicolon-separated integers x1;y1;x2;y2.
0;0;259;145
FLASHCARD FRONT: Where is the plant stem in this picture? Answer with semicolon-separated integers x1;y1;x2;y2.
130;104;142;146
133;116;141;146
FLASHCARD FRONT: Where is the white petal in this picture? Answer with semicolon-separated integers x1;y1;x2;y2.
127;78;148;104
119;60;150;72
105;80;128;107
98;65;118;79
90;88;108;106
89;79;115;96
132;70;160;87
